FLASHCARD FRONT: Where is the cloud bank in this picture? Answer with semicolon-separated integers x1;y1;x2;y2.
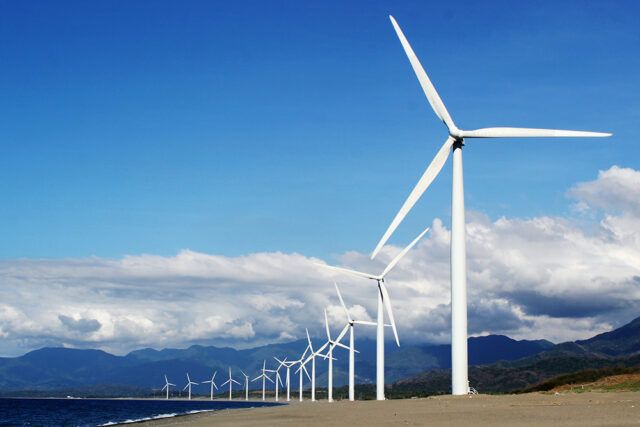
0;166;638;356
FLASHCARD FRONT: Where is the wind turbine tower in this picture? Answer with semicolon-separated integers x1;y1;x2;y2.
372;16;611;395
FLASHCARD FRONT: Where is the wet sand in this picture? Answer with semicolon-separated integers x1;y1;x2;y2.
137;391;640;426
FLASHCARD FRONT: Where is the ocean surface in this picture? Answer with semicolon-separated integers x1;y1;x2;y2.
0;397;283;426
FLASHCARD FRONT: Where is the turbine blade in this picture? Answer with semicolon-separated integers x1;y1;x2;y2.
389;16;456;132
168;383;176;386
461;127;612;138
379;282;400;347
335;342;350;351
306;328;314;353
161;384;167;391
315;341;329;355
232;379;241;385
333;324;350;345
353;320;377;326
316;263;377;280
324;309;331;340
301;363;311;381
266;375;274;384
334;282;352;323
380;226;430;278
371;136;454;259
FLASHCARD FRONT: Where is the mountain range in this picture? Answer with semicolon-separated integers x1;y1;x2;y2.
1;316;638;397
0;333;552;396
393;315;640;395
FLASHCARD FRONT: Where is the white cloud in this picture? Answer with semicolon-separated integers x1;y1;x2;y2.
0;166;639;356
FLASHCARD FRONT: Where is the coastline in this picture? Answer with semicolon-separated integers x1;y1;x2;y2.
134;392;640;426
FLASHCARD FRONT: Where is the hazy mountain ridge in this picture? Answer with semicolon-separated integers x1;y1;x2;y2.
393;315;640;395
0;334;552;395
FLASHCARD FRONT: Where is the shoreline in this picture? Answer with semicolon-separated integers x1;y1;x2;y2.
133;391;640;426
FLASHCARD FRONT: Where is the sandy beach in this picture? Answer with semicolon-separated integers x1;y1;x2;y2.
137;392;640;426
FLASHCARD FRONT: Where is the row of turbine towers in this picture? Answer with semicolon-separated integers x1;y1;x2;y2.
159;225;426;402
158;226;428;402
164;13;610;400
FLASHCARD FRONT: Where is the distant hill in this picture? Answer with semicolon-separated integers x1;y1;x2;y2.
392;315;640;396
0;333;551;396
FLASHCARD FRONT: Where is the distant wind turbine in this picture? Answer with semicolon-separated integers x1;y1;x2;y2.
183;373;198;400
275;357;296;402
293;339;312;401
296;328;329;402
372;16;611;395
334;282;375;401
161;375;176;400
322;308;353;402
319;226;430;399
202;371;218;401
272;357;287;402
240;370;250;400
252;360;274;401
221;368;241;400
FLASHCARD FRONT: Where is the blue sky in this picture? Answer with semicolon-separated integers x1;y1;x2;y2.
0;0;637;261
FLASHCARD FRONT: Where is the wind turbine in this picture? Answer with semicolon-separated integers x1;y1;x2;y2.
202;371;218;401
322;309;352;402
221;368;240;400
293;338;312;401
272;357;287;402
252;360;274;401
161;375;176;400
274;357;296;402
183;373;198;400
319;226;430;399
240;370;250;400
297;328;332;402
372;16;612;395
334;282;375;401
294;357;311;401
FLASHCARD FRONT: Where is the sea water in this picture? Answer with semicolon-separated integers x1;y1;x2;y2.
0;397;283;426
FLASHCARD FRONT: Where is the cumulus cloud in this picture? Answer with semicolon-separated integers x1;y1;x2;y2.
0;165;638;356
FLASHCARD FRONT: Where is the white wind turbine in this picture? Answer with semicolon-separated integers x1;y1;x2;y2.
332;282;374;401
252;360;275;401
202;371;218;401
272;357;287;402
294;335;313;401
183;373;198;400
294;357;311;401
372;16;612;395
240;370;250;400
297;328;332;402
221;368;241;400
161;375;176;400
319;226;430;400
322;309;352;402
274;357;296;402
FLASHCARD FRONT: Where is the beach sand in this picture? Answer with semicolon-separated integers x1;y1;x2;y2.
138;391;640;426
